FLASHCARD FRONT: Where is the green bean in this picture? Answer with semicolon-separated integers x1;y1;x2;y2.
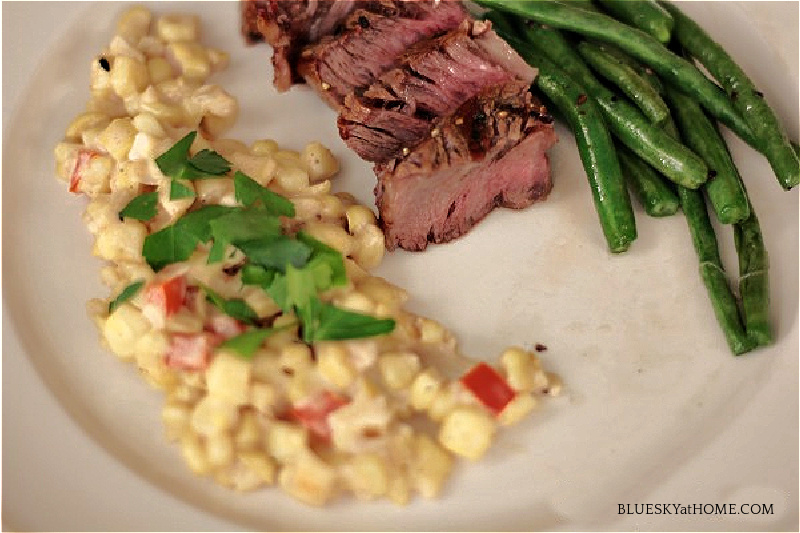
663;84;751;224
474;0;758;149
514;21;709;189
617;144;679;217
578;40;670;125
661;1;800;191
678;186;753;355
596;0;674;43
734;211;771;347
488;12;637;252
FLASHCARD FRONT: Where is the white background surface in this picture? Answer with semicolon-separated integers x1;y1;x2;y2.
2;2;798;531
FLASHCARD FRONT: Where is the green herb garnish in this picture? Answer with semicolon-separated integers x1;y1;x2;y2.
203;286;259;324
302;297;396;342
207;208;283;263
217;325;291;359
234;171;295;216
156;131;231;200
142;204;234;271
119;192;158;221
108;280;145;313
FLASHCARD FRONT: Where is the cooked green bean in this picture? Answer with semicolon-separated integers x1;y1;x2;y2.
474;0;758;149
734;212;771;347
514;20;709;189
678;186;753;355
617;144;679;217
661;1;800;191
664;84;751;224
578;40;670;125
596;0;674;43
487;12;637;252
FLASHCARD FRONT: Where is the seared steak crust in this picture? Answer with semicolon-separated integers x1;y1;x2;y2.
338;19;536;162
375;82;557;251
298;0;468;109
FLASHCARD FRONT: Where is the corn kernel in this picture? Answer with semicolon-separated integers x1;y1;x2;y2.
409;369;442;411
345;453;388;500
249;382;277;413
439;406;495;461
206;431;235;468
268;421;308;463
498;393;537;426
180;433;211;475
411;434;453;498
103;303;150;358
111;55;149;98
378;352;420;390
250;139;279;156
191;396;239;437
301;142;339;182
147;57;174;85
162;401;191;441
66;112;111;142
500;347;534;392
239;451;276;485
345;205;376;234
275;164;310;193
116;5;152;44
316;342;357;389
235;410;262;450
206;351;252;406
98;117;137;161
167;42;209;80
157;14;198;42
278;451;337;506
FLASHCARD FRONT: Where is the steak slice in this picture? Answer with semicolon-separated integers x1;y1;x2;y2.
338;19;537;163
298;0;468;109
241;0;360;91
375;82;557;251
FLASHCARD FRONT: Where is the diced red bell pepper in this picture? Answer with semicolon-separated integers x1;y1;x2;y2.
164;333;218;371
289;390;350;442
460;362;516;415
69;149;99;193
145;275;187;316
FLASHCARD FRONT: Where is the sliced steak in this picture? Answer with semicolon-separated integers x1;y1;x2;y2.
298;0;469;109
242;0;360;91
375;82;557;251
338;19;537;163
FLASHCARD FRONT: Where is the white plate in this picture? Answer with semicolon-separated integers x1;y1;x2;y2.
2;1;798;531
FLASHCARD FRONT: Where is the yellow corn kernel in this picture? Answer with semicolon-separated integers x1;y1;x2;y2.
500;347;534;392
167;42;209;80
147;57;174;85
301;142;339;182
191;396;239;437
543;372;563;396
345;453;388;500
279;343;313;375
65;112;110;142
157;14;198;42
162;308;203;334
274;149;301;165
239;451;276;485
305;180;332;196
250;139;279;156
180;433;211;475
111;55;149;98
103;303;150;359
345;205;376;234
168;384;202;405
357;277;408;309
275;164;310;193
116;5;152;44
234;410;262;450
249;382;277;413
278;451;337;506
98;117;137;161
211;138;249;158
200;113;237;140
387;471;411;506
411;434;453;499
162;401;191;441
303;222;353;256
109;159;148;192
335;292;375;314
378;352;420;390
207;48;230;71
206;351;252;406
498;393;537;426
268;421;308;464
316;342;357;389
328;396;391;454
352;223;385;270
409;368;442;411
439;406;495;461
417;317;446;344
229;152;275;185
206;431;235;468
